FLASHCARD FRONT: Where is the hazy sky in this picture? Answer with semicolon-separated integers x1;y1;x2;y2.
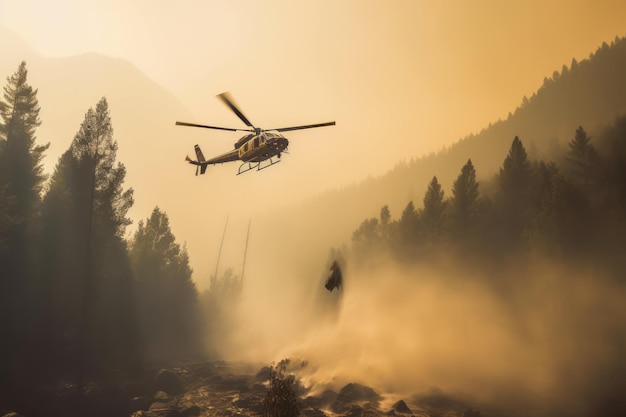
2;0;626;183
2;0;626;287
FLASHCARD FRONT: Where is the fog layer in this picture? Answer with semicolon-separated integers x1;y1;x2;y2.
216;253;626;416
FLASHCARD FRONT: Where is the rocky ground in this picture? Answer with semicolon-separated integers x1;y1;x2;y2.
128;361;482;417
0;360;485;417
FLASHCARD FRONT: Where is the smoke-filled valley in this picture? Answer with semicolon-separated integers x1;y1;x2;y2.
1;17;626;417
176;37;626;416
217;252;626;417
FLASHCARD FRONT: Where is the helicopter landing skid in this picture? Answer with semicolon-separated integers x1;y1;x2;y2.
237;157;281;175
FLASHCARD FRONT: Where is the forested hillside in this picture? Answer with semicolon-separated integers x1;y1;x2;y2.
253;35;626;273
350;124;626;271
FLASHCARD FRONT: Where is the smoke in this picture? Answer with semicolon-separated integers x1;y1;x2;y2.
206;249;626;416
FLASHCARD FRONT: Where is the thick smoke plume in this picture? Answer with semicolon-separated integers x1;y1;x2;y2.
210;251;626;416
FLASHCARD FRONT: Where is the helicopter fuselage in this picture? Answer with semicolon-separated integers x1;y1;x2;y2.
237;131;289;163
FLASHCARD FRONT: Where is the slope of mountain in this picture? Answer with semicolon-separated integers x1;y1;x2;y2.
0;27;201;247
248;35;626;290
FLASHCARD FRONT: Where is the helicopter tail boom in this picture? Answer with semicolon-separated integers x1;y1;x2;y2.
185;145;209;175
194;144;206;163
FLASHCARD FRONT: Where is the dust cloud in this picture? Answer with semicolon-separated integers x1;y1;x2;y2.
208;249;626;416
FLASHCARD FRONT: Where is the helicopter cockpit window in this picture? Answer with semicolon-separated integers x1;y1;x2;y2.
254;137;260;147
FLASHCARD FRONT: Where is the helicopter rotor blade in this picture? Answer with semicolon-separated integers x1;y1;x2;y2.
270;121;336;132
217;92;255;128
175;121;253;132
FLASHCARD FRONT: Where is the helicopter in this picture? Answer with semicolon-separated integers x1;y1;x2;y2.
176;92;336;175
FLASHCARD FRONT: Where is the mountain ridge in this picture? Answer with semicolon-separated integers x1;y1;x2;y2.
248;34;626;283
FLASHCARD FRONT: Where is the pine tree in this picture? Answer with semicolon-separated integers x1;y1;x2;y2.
38;97;137;382
129;207;200;363
0;61;48;385
392;200;420;260
421;176;446;242
565;126;597;191
449;159;480;241
70;97;133;238
397;201;419;242
0;61;48;228
495;136;533;250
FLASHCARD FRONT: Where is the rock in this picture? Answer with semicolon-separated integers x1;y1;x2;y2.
2;412;24;417
332;383;381;414
336;383;381;403
302;389;337;409
148;401;180;417
391;400;412;414
155;369;183;395
154;391;171;402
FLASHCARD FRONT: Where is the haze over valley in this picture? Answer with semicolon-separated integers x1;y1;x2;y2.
1;2;626;416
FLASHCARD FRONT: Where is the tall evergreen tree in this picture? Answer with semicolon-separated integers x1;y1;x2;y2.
38;97;137;383
565;126;597;191
449;159;480;241
391;200;420;260
75;97;136;379
495;136;533;250
421;176;446;242
0;61;48;228
0;61;48;388
129;207;201;364
397;201;419;242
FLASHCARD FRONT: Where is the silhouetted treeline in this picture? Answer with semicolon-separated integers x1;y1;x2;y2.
351;123;626;277
0;62;206;416
309;35;626;233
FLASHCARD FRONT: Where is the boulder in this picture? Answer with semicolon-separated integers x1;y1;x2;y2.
336;383;380;403
155;369;183;395
332;383;380;414
147;401;180;417
391;400;412;414
154;391;171;402
302;389;337;410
